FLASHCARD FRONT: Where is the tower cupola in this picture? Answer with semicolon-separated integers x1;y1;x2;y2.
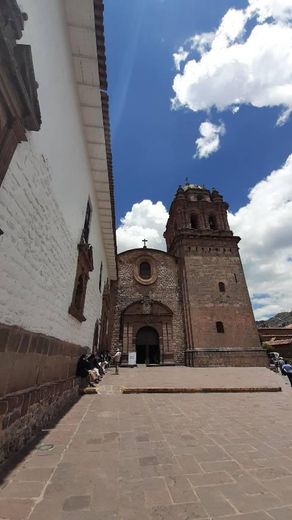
164;183;232;253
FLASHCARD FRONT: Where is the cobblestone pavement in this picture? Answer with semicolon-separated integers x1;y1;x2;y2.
1;367;292;520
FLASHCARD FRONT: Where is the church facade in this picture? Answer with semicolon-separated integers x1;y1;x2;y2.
110;184;267;367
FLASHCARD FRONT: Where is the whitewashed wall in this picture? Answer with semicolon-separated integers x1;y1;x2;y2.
0;0;109;346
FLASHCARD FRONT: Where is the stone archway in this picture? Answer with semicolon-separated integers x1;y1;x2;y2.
136;326;160;365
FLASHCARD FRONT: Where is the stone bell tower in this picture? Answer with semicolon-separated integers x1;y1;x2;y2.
164;183;266;366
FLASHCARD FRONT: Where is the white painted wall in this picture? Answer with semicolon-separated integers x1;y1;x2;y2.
0;0;110;346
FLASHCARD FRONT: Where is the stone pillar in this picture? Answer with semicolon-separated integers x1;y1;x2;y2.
128;325;133;352
162;323;168;352
122;323;128;354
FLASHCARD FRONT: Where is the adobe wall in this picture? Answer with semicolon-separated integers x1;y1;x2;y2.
111;249;185;364
0;323;84;463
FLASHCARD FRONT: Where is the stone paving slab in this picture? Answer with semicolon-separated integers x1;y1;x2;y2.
112;366;284;390
0;367;292;520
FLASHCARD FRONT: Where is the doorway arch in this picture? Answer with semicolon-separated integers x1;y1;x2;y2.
136;326;160;365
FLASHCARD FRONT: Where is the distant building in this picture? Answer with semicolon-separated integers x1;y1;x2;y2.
259;326;292;358
111;184;266;367
0;0;116;460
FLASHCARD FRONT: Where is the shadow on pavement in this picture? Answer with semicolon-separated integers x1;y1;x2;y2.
0;395;82;485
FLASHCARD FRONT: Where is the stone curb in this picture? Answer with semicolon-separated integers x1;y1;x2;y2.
79;387;99;394
121;386;282;394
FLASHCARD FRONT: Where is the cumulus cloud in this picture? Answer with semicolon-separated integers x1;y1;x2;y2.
173;47;189;71
116;200;168;253
172;0;292;124
195;121;225;158
249;0;292;22
229;153;292;319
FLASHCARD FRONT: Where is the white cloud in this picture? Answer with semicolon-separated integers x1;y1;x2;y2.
276;108;292;126
248;0;292;22
116;200;168;253
172;0;292;123
229;153;292;320
195;121;225;159
189;32;215;56
212;8;248;50
173;46;189;71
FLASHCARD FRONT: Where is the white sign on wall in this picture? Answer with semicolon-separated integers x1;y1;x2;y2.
128;352;137;366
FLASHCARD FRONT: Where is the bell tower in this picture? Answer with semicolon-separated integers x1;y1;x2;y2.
164;183;266;367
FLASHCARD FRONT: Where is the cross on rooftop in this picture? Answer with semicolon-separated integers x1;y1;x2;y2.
142;239;148;248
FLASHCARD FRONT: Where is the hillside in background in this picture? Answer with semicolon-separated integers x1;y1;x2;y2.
257;311;292;328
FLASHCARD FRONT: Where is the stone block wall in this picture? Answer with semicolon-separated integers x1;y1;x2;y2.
0;323;84;463
185;349;268;368
182;241;261;351
111;249;185;364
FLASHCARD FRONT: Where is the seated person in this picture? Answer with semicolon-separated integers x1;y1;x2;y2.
76;354;98;387
88;353;104;380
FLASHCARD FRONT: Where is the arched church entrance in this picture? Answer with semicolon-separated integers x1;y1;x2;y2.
136;326;160;365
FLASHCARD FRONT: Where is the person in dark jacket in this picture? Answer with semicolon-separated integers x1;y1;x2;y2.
76;354;97;386
76;354;90;377
282;362;292;386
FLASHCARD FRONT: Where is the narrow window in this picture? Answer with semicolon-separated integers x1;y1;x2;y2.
219;282;225;293
139;261;151;280
216;321;224;333
209;215;217;230
81;199;92;243
99;262;103;292
191;214;198;229
234;273;238;283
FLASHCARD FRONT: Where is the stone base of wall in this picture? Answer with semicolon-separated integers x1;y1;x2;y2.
0;323;86;464
0;377;79;464
185;348;268;367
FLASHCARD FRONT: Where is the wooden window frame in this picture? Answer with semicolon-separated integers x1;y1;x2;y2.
69;200;95;322
0;1;41;187
68;243;94;322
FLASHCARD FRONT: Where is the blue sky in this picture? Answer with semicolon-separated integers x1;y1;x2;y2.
104;0;292;319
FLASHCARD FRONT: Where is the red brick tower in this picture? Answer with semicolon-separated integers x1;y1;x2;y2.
164;183;267;366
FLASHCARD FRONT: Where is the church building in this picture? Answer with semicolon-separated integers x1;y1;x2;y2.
110;184;267;367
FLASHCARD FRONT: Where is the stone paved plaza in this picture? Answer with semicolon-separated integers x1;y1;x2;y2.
1;367;292;520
